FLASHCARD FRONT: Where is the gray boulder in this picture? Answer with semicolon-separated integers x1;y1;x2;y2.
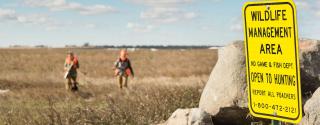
300;87;320;125
300;39;320;99
163;108;213;125
198;41;269;124
198;40;320;124
199;41;247;115
300;39;320;80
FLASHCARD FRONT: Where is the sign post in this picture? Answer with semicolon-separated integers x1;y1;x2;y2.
271;120;280;125
243;0;302;123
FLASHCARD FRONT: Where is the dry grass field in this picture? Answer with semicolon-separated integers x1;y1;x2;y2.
0;48;217;125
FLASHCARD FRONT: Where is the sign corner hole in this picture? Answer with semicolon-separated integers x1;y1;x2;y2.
266;5;270;10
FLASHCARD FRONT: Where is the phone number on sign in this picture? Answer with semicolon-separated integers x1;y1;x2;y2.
252;102;297;114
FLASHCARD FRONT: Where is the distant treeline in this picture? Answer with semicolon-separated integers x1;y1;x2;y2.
8;44;222;49
94;45;222;49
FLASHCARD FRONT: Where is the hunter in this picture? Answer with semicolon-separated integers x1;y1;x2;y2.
113;49;134;89
64;51;80;91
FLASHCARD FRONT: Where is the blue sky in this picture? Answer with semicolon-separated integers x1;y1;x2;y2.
0;0;318;47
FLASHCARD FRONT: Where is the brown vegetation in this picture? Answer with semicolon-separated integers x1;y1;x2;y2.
0;48;217;125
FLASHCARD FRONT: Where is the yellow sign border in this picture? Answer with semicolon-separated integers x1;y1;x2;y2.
243;0;302;123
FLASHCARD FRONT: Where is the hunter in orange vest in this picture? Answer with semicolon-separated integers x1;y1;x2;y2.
113;49;134;89
64;51;80;91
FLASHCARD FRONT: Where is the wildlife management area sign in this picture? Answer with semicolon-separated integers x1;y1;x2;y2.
243;0;301;123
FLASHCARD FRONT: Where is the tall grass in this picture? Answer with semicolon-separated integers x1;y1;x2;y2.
0;48;217;125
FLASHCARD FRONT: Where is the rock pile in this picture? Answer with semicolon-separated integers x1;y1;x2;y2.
162;39;320;125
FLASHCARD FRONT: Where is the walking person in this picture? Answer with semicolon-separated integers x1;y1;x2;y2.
64;51;80;91
113;49;134;89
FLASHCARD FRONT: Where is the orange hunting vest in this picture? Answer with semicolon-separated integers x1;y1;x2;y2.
65;56;79;69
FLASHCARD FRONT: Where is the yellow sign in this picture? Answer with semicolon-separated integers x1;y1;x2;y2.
243;0;301;123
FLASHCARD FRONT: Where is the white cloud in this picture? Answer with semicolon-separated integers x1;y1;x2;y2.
128;0;193;7
0;8;16;20
141;7;196;23
24;0;116;15
230;17;242;32
84;24;96;29
201;26;209;31
211;0;222;3
17;14;48;24
295;1;310;9
45;25;59;31
201;25;215;31
128;0;196;24
294;0;320;17
127;22;154;32
0;8;45;24
230;22;242;32
0;8;62;31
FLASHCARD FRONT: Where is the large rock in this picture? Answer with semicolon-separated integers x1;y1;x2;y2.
163;108;213;125
300;88;320;125
300;39;320;79
198;40;320;124
299;39;320;125
199;41;247;116
300;39;320;98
